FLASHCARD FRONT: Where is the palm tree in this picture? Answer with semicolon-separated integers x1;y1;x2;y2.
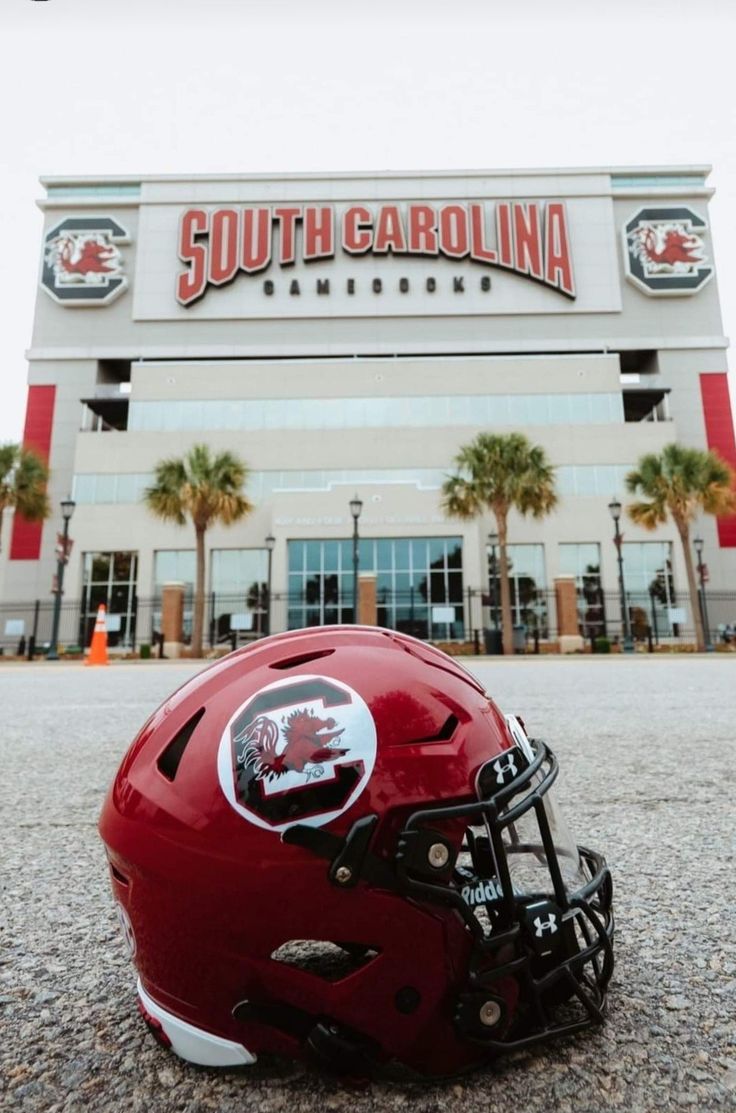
0;443;50;553
442;433;558;655
144;445;253;657
626;444;736;652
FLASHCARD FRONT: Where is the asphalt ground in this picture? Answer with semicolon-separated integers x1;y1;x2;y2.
1;656;734;1112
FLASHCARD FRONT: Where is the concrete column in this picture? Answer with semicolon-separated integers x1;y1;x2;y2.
358;574;377;627
161;581;185;658
554;574;584;654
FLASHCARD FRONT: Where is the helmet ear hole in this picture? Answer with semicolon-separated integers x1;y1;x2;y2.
269;940;379;982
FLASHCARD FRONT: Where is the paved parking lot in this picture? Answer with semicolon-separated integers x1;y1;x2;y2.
1;656;734;1112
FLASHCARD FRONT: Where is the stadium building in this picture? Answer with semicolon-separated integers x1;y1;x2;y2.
2;166;735;649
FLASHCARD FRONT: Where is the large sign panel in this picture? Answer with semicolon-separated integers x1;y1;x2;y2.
175;200;576;305
133;194;622;319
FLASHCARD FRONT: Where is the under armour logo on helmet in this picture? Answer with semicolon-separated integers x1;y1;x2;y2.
492;753;518;785
533;913;558;937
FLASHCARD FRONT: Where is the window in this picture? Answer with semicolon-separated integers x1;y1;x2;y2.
622;542;677;638
72;473;151;503
611;174;706;189
210;549;269;642
287;537;464;639
72;465;635;503
559;543;605;638
127;393;624;433
46;183;142;197
151;549;270;647
488;544;547;637
621;542;674;595
81;551;138;648
152;551;196;643
154;550;196;590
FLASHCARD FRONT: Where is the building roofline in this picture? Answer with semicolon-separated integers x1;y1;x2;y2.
25;335;730;362
38;165;713;187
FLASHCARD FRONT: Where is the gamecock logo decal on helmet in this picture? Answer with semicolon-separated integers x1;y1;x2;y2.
41;217;130;306
217;675;377;832
623;206;712;296
237;710;348;781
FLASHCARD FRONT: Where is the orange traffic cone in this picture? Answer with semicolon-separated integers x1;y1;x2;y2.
86;604;110;667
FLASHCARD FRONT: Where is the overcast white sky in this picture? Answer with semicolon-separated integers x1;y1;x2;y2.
2;0;735;442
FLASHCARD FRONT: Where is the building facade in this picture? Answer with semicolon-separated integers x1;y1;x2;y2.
3;166;736;648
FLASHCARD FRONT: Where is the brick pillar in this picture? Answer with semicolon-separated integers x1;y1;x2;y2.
554;575;583;654
161;581;185;659
358;574;377;627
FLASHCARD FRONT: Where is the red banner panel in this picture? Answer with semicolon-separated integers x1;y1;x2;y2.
699;373;736;547
9;384;56;561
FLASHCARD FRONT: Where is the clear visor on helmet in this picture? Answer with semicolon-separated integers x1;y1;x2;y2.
502;714;587;893
497;777;589;896
468;716;589;906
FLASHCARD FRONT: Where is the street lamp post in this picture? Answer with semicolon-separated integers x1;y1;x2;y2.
47;496;76;661
487;531;499;631
608;497;634;653
693;535;713;651
264;534;275;636
649;586;659;646
349;494;363;623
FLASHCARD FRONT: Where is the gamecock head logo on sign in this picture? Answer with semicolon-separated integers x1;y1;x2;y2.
41;217;130;306
217;675;377;833
623;206;712;296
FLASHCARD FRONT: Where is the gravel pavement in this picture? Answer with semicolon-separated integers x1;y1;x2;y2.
1;656;735;1112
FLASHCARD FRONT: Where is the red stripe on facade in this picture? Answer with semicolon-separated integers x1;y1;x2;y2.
699;373;736;548
9;385;56;560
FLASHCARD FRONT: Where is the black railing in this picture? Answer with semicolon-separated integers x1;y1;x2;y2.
464;587;736;651
0;587;734;656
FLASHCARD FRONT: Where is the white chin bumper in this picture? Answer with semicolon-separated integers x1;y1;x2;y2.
137;979;256;1067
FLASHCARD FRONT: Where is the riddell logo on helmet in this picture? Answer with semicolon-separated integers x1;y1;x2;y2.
217;675;377;833
461;878;503;907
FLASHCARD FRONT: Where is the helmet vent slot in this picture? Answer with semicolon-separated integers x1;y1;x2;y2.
109;863;129;886
400;644;486;694
270;649;335;670
156;707;205;781
270;940;378;982
408;714;459;745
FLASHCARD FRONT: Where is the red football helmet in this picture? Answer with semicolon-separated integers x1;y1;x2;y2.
99;626;613;1078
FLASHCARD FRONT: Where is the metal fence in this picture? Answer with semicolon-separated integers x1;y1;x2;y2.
0;593;270;656
1;585;735;656
463;587;736;652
